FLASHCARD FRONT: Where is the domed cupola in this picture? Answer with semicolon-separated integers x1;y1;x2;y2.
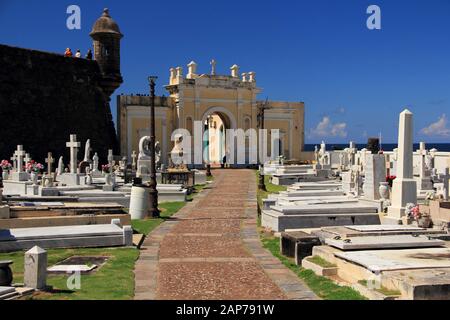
90;8;123;96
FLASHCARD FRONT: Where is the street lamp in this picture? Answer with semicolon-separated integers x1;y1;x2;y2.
257;99;270;191
205;116;212;176
148;76;160;218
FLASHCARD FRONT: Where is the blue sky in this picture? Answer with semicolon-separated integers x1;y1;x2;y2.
1;0;449;143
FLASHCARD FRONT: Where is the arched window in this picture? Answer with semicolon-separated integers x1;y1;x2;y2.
186;117;193;135
244;117;251;131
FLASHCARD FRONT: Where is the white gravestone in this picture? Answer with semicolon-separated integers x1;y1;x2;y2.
387;109;417;219
58;135;82;185
11;145;28;181
363;154;386;200
66;135;80;174
83;139;91;163
24;246;47;290
416;142;433;191
137;136;152;179
57;156;64;176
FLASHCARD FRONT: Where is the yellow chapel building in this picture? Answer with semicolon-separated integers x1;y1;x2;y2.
117;61;305;166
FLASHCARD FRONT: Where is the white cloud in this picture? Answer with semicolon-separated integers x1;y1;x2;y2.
420;114;450;137
310;116;347;138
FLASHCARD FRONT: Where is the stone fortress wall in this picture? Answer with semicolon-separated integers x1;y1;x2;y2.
0;44;119;163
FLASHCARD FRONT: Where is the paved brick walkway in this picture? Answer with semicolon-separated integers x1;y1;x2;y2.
134;169;318;300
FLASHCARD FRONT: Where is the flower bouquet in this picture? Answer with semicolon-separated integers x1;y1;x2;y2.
25;160;44;173
0;160;12;171
101;164;111;173
406;203;431;228
386;175;396;188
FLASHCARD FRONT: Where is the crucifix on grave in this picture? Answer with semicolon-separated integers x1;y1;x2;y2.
66;135;81;174
416;142;433;191
10;155;17;172
43;152;55;187
45;152;54;176
15;146;26;173
11;145;28;181
24;153;31;166
131;151;137;171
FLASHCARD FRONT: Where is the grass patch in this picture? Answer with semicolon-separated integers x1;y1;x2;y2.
254;169;365;299
255;171;287;210
207;175;214;182
261;234;367;300
0;247;138;300
358;280;401;296
307;256;337;269
131;201;186;236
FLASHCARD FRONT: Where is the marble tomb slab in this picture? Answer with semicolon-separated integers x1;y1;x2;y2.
326;235;445;250
0;287;15;296
345;225;425;232
47;265;97;273
0;223;129;253
335;248;450;272
0;224;123;241
278;190;346;198
272;203;378;215
316;226;445;239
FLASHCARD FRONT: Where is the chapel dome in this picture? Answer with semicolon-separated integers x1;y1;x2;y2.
90;8;123;37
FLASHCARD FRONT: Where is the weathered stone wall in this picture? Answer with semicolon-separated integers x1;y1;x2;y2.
0;44;118;164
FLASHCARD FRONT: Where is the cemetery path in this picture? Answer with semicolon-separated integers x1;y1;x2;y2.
134;169;318;300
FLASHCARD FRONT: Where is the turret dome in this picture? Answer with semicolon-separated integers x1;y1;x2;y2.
90;8;123;38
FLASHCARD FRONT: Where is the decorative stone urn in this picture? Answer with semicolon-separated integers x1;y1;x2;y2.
379;182;389;200
104;173;112;186
0;260;13;286
43;175;54;188
2;171;9;181
418;216;432;228
30;172;38;185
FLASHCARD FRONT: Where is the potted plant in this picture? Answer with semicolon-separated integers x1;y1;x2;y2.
26;161;44;185
407;204;431;228
0;160;12;180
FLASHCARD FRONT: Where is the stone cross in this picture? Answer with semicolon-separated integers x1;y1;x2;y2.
108;149;114;173
66;134;81;174
131;151;137;170
10;154;17;171
210;59;216;75
45;152;54;175
24;153;31;165
417;142;428;179
14;145;26;173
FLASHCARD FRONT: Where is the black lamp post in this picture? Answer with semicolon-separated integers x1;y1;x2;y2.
148;76;160;218
257;100;269;191
205;116;212;176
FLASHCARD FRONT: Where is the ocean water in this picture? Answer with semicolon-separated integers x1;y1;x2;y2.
304;143;450;152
